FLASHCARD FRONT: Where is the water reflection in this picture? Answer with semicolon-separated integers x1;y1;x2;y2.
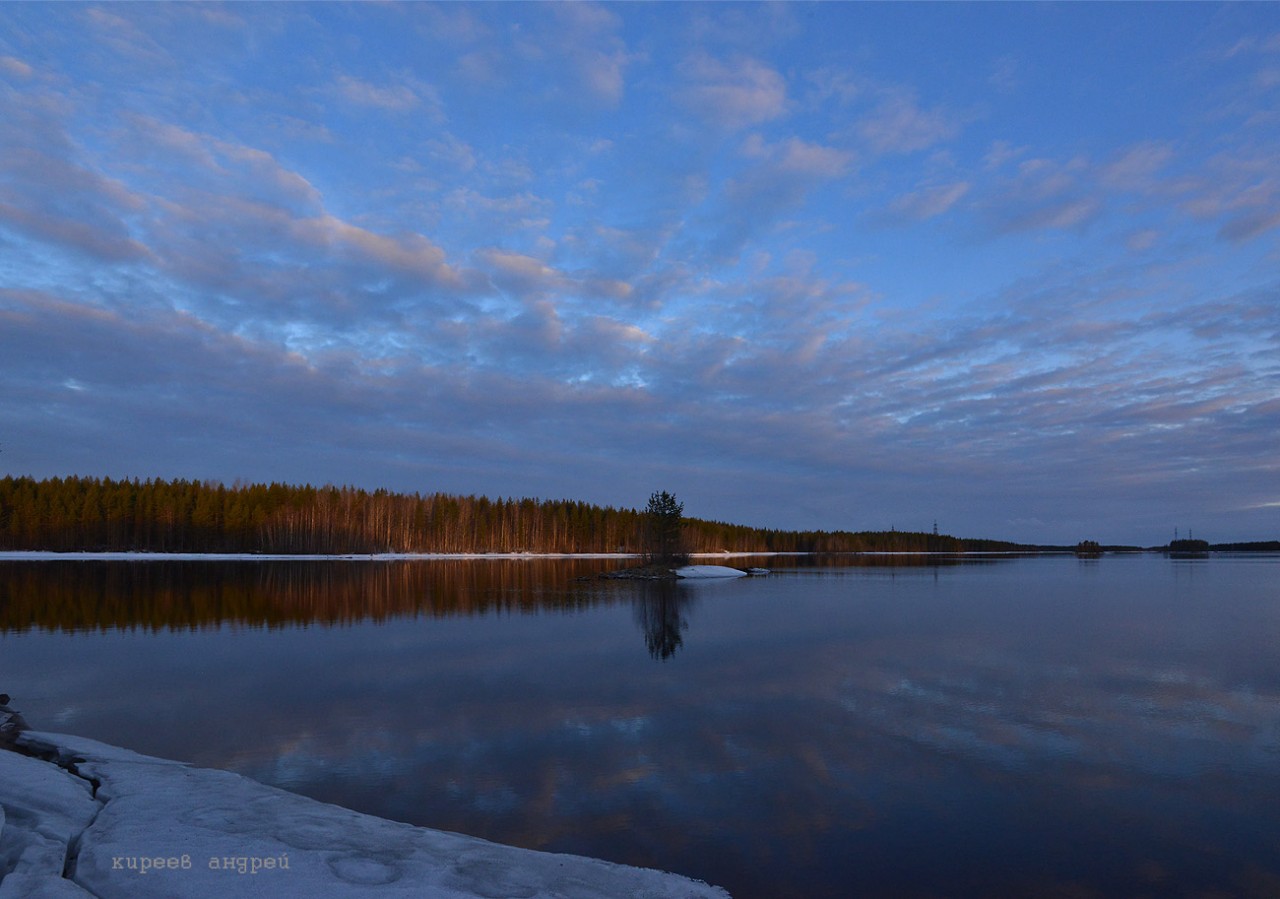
0;554;1020;634
0;558;621;632
632;582;695;660
3;555;1279;899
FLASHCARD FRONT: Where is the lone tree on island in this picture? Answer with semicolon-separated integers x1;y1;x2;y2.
643;490;687;565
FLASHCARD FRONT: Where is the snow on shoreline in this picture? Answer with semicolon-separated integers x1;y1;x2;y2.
674;566;749;579
0;730;730;898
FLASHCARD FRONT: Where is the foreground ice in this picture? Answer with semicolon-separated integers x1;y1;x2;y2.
0;731;729;898
673;566;748;579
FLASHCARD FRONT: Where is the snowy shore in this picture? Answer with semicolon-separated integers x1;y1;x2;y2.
0;730;729;898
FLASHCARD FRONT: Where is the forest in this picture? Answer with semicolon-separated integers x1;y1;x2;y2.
0;475;1023;555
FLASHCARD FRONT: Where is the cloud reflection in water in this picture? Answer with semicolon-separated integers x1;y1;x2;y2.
2;555;1279;898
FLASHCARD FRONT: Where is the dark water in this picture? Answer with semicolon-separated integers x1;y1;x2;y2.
2;554;1278;898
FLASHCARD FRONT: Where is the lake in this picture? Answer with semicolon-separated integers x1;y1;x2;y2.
2;553;1278;898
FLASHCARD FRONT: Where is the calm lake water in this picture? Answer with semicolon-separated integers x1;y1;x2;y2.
2;554;1278;898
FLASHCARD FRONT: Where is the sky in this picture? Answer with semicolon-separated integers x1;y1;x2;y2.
1;2;1278;546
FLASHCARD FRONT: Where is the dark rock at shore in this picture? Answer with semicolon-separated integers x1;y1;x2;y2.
597;564;679;580
1;694;29;751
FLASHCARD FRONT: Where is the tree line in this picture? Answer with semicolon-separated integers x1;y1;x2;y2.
0;475;1021;555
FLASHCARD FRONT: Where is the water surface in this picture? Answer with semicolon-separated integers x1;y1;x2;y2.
2;554;1277;898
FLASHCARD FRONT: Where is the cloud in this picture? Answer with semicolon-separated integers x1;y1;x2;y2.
0;199;151;263
83;7;170;61
1178;151;1280;242
1217;205;1280;242
443;188;551;229
983;140;1025;171
437;3;636;108
1223;31;1280;59
548;2;637;106
3;2;1277;543
884;181;971;223
741;134;853;178
0;93;152;263
988;55;1020;94
413;4;491;45
679;134;854;263
805;68;862;108
856;89;960;154
291;215;464;289
477;248;561;292
977;156;1103;235
425;133;477;173
679;54;788;129
334;74;439;115
0;56;33;79
125;116;324;210
1125;229;1160;252
475;248;633;307
1099;142;1175;190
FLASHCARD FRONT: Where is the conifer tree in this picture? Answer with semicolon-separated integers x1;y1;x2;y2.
643;490;686;565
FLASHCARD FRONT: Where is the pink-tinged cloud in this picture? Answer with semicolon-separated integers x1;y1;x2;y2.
0;56;33;79
549;2;635;106
679;54;788;129
82;6;171;67
130;116;323;209
742;135;853;179
0;199;152;263
1100;142;1175;190
977;156;1104;234
335;74;436;114
478;248;561;291
1179;153;1280;242
856;90;959;154
291;215;463;288
886;182;971;222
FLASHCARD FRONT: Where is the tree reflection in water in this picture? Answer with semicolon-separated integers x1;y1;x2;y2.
632;581;695;660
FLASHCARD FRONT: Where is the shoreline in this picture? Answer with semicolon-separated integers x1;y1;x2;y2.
0;549;1057;562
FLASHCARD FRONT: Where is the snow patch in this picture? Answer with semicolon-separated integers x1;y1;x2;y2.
674;565;748;579
2;732;729;898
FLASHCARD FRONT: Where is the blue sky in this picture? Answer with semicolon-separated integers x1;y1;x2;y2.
1;2;1277;545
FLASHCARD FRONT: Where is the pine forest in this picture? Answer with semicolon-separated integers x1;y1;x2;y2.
0;476;1020;556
